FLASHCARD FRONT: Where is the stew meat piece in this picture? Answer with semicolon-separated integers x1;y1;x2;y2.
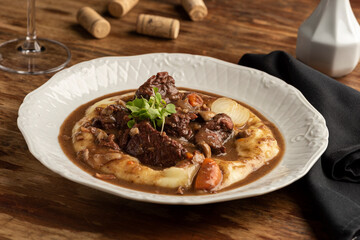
135;72;181;103
195;113;234;154
89;127;121;151
164;112;198;140
92;105;130;130
123;121;186;168
115;106;131;129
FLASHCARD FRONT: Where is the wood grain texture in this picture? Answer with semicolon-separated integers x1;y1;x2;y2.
1;0;358;239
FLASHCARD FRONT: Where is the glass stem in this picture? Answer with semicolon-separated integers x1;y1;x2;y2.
21;0;42;53
27;0;37;41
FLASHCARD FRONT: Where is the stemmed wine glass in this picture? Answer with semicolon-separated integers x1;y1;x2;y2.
0;0;71;74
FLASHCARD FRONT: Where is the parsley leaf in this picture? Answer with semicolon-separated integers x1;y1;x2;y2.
127;119;136;128
126;88;176;132
165;104;176;113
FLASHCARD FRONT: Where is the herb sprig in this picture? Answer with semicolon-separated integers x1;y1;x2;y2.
126;87;176;132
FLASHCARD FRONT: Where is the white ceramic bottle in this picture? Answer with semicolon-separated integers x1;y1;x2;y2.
296;0;360;78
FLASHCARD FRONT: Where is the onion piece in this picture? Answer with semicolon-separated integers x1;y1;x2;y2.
211;97;250;126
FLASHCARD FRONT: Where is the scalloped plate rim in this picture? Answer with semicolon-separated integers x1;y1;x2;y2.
17;53;329;205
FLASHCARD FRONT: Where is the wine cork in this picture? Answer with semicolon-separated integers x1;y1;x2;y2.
136;14;180;39
108;0;139;18
181;0;208;21
77;7;111;39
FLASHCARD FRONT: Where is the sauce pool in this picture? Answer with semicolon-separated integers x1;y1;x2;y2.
58;88;285;195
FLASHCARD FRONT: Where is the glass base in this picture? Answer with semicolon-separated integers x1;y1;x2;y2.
0;38;71;75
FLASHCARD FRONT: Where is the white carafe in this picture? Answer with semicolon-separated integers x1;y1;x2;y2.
296;0;360;78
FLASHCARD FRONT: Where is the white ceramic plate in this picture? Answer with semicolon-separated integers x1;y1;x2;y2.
18;53;328;204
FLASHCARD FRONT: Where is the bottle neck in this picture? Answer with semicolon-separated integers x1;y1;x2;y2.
320;0;350;5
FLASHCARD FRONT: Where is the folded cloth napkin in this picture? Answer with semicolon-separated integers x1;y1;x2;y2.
239;51;360;240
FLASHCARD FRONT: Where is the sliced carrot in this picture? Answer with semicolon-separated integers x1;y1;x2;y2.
194;158;222;191
185;152;194;160
187;93;203;107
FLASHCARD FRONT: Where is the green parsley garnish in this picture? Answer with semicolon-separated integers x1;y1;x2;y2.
126;87;176;132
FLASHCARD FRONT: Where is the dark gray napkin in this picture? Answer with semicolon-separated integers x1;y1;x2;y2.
239;51;360;240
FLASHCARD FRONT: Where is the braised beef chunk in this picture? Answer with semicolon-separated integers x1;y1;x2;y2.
206;113;234;132
195;113;233;154
118;128;130;149
195;128;225;154
135;72;181;103
164;112;197;139
90;127;121;151
99;134;121;150
92;116;115;130
115;106;131;129
125;122;186;168
91;105;130;130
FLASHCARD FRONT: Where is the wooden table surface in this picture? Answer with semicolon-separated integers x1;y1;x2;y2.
1;0;359;239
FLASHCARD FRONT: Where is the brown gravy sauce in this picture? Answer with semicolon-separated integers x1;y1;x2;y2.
58;88;285;195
